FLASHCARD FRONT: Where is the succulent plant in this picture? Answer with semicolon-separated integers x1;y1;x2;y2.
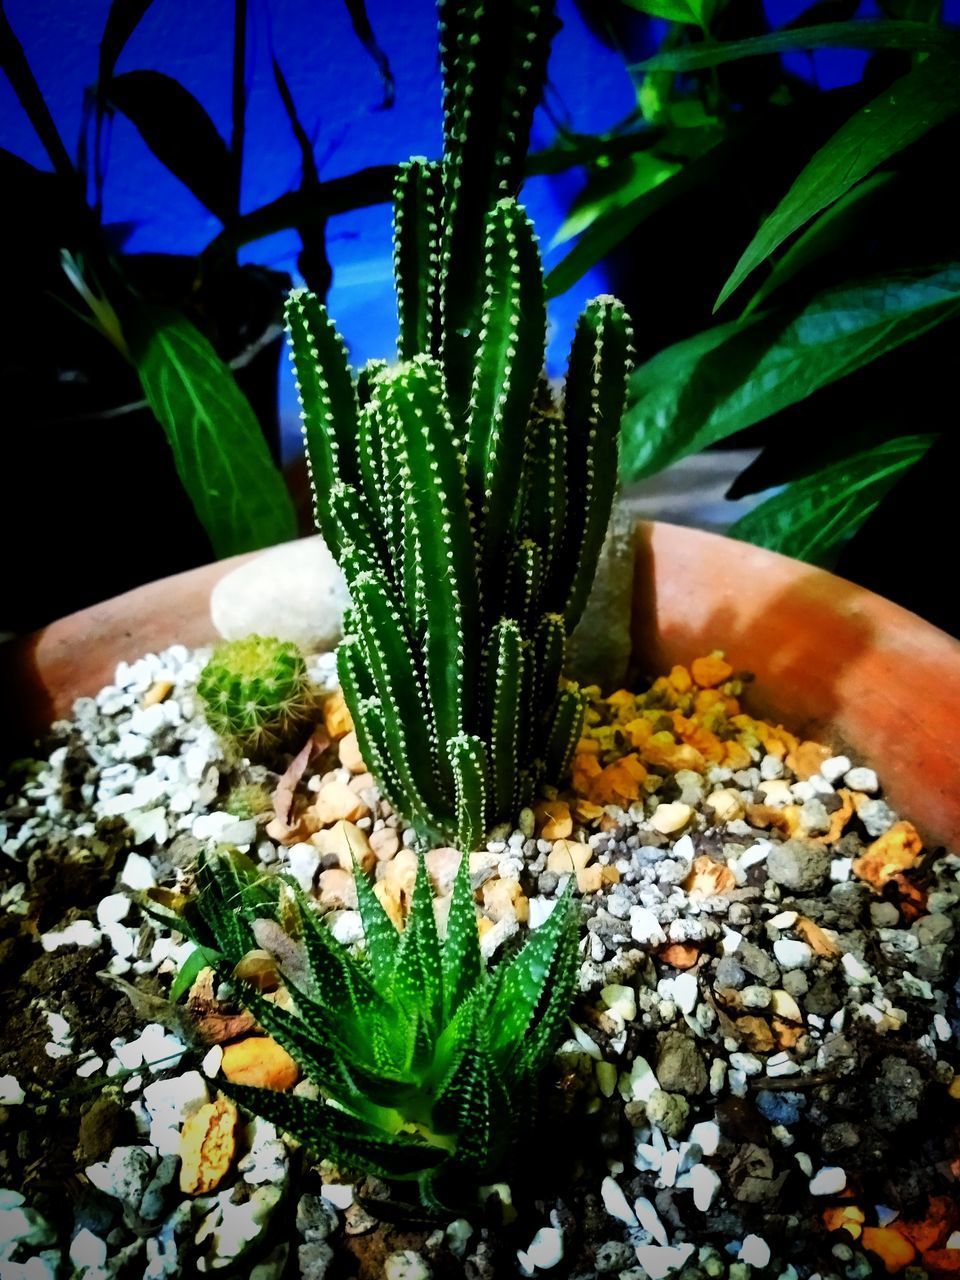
172;845;579;1209
287;0;634;848
197;635;315;755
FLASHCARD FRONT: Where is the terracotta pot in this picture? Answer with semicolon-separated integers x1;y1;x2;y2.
3;522;959;847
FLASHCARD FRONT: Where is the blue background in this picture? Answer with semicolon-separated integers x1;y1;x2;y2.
3;0;951;459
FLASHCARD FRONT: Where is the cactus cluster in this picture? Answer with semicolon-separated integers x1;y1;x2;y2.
286;0;634;848
197;635;315;756
171;846;579;1208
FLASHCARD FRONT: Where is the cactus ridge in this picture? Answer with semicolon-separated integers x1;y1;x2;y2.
285;0;634;847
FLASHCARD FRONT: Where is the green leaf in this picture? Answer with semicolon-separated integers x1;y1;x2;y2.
550;152;681;250
727;434;935;563
220;1083;445;1179
442;847;482;1021
740;171;896;317
490;880;577;1058
351;847;401;985
716;55;960;308
637;19;957;72
129;306;296;557
622;263;960;482
544;144;724;300
621;0;716;26
107;71;233;220
408;852;443;1023
168;945;208;1002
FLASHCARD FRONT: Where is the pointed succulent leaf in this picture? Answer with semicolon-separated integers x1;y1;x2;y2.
394;158;443;360
230;980;367;1107
351;851;401;985
483;619;526;819
515;907;580;1075
382;359;478;755
465;198;545;567
285;289;361;553
195;849;259;961
432;1044;509;1170
408;851;444;1022
442;843;482;1020
544;683;586;783
489;877;578;1058
291;885;384;1023
221;1083;447;1179
555;296;635;630
448;733;488;854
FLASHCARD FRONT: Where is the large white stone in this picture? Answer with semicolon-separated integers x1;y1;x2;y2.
211;536;350;652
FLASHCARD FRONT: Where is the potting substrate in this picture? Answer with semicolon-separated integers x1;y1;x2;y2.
1;643;958;1279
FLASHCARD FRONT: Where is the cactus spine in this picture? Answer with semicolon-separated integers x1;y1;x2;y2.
286;0;634;847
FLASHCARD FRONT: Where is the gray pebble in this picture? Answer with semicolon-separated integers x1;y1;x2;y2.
767;839;831;892
737;940;781;987
844;767;879;794
759;755;784;781
538;870;559;895
782;969;809;998
715;956;746;989
606;894;632;920
858;799;896;837
799;798;831;836
655;1030;708;1096
870;901;900;928
299;1242;335;1279
912;912;954;947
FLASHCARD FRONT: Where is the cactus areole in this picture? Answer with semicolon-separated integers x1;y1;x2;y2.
287;0;634;849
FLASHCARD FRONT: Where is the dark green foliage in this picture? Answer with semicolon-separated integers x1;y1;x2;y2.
287;0;634;847
185;847;579;1208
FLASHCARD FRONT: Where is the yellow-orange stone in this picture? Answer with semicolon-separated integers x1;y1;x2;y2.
538;801;573;841
683;856;736;897
322;689;353;739
179;1097;238;1194
338;730;365;774
221;1036;299;1091
853;820;924;889
690;654;733;688
312;779;369;825
861;1227;916;1273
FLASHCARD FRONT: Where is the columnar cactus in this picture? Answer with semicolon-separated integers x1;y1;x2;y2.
287;0;634;847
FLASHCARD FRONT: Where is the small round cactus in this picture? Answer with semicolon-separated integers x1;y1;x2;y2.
197;636;316;756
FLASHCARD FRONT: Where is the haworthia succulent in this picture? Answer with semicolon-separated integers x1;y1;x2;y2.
285;0;633;851
184;845;577;1206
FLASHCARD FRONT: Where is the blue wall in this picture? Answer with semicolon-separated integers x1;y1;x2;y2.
4;1;953;458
